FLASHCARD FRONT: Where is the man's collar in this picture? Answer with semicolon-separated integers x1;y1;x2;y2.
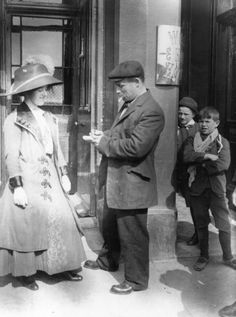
185;119;195;127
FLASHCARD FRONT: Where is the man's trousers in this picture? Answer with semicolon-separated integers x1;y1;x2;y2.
97;200;149;290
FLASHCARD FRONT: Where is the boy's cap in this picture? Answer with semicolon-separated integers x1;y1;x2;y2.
179;97;198;114
108;60;144;80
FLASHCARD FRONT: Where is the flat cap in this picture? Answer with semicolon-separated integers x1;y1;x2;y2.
179;96;198;114
108;60;144;80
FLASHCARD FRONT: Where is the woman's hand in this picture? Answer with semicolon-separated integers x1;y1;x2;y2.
61;175;71;193
13;187;28;208
232;188;236;206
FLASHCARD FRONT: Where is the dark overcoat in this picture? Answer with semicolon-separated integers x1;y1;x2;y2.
175;122;199;205
183;134;231;197
97;90;165;210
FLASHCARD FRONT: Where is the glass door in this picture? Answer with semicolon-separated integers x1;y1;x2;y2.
1;0;96;215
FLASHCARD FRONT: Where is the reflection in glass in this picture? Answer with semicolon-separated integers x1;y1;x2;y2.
7;0;76;4
22;17;62;26
11;66;18;79
11;15;73;106
12;16;20;26
22;31;62;66
12;33;21;65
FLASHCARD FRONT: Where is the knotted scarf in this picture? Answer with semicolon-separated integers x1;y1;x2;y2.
187;128;223;187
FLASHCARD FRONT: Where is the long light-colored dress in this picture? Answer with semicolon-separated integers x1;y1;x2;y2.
0;102;86;277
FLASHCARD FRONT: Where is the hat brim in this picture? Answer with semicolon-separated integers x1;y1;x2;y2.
0;74;62;97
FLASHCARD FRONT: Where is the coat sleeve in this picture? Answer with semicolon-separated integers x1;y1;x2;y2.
233;169;236;184
97;110;164;159
3;112;22;178
204;138;231;175
52;114;67;171
183;136;205;163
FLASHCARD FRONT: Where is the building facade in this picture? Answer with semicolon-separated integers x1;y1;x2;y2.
0;0;235;260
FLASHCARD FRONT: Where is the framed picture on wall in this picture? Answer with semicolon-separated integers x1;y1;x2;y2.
156;25;181;86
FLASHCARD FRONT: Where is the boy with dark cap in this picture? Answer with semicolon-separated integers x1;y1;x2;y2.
184;107;236;271
177;96;199;246
83;60;165;294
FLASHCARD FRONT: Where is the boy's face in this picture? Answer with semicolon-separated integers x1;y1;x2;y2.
199;117;220;135
178;106;195;127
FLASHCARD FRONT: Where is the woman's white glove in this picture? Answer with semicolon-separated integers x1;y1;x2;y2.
233;188;236;206
13;187;28;208
61;175;71;193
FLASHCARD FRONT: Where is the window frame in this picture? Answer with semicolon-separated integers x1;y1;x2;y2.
10;14;74;110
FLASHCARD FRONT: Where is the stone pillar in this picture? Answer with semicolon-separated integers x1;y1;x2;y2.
119;0;181;259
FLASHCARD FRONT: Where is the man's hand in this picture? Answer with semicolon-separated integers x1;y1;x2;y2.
204;153;218;161
91;133;103;147
61;175;71;193
83;130;103;147
13;187;28;208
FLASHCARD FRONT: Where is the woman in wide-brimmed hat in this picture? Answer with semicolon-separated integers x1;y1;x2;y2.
0;60;86;290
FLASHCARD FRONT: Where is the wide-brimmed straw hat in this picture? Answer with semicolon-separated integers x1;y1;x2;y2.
0;63;62;96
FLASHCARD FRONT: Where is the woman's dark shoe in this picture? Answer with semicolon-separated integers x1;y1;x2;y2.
63;271;83;281
18;276;39;291
187;233;199;246
70;267;82;273
193;256;209;271
218;301;236;317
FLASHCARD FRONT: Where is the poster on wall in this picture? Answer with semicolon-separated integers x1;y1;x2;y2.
156;25;181;86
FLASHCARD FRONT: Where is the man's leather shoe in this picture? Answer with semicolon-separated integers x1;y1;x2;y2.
218;301;236;316
84;260;100;270
64;271;83;281
193;256;209;271
187;233;199;246
84;259;118;272
223;258;236;270
110;281;133;295
18;276;39;291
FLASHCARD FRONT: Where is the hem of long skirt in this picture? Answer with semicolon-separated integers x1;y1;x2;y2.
0;265;84;278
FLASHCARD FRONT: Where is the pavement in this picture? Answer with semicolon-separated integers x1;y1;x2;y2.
0;194;235;317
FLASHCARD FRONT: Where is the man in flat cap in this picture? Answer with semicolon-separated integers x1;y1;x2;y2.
83;60;165;294
176;96;199;246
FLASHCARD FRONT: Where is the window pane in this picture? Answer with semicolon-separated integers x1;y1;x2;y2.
22;31;62;66
22;17;62;26
45;68;63;104
12;33;21;65
7;0;76;4
11;16;73;107
12;16;20;26
45;85;63;104
11;66;19;79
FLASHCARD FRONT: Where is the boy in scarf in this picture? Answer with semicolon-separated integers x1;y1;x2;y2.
184;107;236;271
